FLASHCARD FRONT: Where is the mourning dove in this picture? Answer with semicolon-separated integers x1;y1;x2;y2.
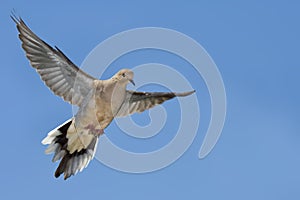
12;16;195;179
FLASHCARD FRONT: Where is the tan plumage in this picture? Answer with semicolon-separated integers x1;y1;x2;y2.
12;15;195;180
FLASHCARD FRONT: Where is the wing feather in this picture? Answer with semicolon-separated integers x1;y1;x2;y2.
116;90;195;117
12;16;96;106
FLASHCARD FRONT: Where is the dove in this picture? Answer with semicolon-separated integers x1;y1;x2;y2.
12;15;195;180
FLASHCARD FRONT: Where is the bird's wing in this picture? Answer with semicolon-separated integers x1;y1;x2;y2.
12;16;96;106
116;90;195;117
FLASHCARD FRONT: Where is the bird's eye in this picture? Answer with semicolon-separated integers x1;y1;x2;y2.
122;73;126;77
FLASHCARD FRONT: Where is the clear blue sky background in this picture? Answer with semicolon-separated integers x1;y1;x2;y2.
1;0;300;199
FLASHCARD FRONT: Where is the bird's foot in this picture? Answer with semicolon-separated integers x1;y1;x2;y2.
85;124;104;136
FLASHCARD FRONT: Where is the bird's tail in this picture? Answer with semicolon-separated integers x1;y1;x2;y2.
41;119;98;180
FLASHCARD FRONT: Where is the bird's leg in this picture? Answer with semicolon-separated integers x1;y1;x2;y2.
94;128;104;136
85;124;104;137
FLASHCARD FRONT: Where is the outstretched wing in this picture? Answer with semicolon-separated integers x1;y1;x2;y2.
116;90;195;117
12;16;96;106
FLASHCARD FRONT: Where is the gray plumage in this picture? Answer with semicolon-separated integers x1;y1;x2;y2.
12;15;195;180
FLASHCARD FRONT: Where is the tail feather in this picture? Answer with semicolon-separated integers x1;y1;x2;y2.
45;143;59;154
52;148;65;162
42;119;71;145
54;139;97;179
42;119;98;180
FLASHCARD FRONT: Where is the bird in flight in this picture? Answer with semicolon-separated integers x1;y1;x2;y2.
12;15;195;180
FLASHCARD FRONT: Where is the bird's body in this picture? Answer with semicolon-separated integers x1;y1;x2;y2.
12;15;195;179
42;76;131;178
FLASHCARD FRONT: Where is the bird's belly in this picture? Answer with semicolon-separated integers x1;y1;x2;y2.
94;97;114;129
74;96;111;130
75;87;123;131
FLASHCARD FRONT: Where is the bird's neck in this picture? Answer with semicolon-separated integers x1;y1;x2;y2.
109;78;127;89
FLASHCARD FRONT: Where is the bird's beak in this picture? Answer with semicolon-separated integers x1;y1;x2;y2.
129;79;135;86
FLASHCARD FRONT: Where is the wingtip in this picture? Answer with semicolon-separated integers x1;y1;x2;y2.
175;90;196;97
10;10;21;24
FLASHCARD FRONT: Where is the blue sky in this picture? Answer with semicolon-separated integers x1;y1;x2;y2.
1;0;300;199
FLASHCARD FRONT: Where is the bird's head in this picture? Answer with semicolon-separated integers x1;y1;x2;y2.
113;69;135;86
